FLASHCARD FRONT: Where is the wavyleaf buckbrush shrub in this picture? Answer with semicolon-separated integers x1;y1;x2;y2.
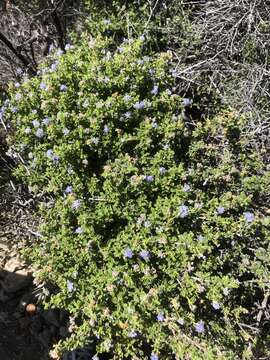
4;35;270;359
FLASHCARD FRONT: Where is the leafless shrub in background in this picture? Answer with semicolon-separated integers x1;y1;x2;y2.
0;0;85;90
166;0;270;158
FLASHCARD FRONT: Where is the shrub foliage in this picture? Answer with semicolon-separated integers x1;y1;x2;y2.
4;34;270;359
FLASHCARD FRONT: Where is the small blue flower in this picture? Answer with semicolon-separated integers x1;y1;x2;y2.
143;220;151;228
60;84;67;91
133;100;145;110
243;211;254;223
123;247;133;258
151;85;159;96
159;166;166;174
92;137;99;145
152;121;158;128
75;227;83;234
157;312;164;322
139;250;150;260
169;68;177;77
42;117;50;125
183;98;192;106
57;49;63;56
139;35;145;41
65;43;71;51
52;154;60;163
197;234;204;242
49;44;54;53
183;183;190;192
11;107;17;113
32;109;37;114
14;82;20;88
150;354;159;360
103;125;109;134
72;199;81;210
24;127;31;134
145;175;154;183
217;206;225;215
195;320;205;333
212;301;220;310
40;82;47;90
46;149;53;158
50;63;58;72
35;128;44;138
65;185;73;194
67;280;74;292
179;205;189;218
32;120;40;128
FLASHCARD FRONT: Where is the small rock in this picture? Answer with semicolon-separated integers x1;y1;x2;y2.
26;303;37;315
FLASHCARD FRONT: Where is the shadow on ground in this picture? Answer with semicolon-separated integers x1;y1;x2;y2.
0;268;104;360
0;269;48;360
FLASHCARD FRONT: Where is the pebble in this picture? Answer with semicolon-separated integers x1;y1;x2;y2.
25;303;37;315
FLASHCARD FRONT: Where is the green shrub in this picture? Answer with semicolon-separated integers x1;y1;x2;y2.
5;35;270;359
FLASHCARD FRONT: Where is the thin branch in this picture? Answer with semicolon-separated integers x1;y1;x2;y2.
0;31;36;74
